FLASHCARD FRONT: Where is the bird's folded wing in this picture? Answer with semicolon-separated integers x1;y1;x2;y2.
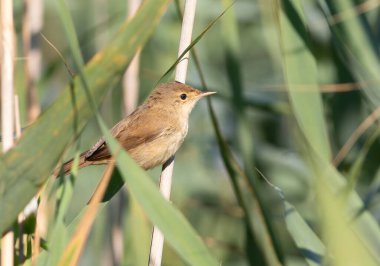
85;118;174;162
85;138;106;159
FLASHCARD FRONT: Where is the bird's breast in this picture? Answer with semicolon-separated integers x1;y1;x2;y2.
128;121;188;170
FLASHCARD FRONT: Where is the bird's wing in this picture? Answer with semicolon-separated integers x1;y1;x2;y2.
85;111;174;162
85;138;106;159
113;111;175;150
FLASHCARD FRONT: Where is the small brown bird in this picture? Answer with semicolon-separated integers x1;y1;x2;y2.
60;81;215;175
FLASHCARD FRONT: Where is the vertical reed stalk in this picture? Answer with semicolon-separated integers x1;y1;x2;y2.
1;0;15;264
148;1;197;265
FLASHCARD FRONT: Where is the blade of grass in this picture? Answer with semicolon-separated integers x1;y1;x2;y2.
284;202;324;266
256;169;325;266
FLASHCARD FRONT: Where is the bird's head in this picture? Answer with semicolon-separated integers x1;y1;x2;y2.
146;82;216;116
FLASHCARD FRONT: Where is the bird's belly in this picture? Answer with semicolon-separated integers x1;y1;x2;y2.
128;131;185;170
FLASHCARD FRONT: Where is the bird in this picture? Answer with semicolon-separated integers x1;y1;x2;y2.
59;81;215;176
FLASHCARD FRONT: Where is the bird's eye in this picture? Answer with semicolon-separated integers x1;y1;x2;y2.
180;93;187;100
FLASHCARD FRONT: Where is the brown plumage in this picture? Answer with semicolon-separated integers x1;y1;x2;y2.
59;82;215;176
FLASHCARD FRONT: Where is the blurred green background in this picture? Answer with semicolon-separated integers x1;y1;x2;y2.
4;0;380;265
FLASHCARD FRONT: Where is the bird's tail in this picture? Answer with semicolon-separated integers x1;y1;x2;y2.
55;152;92;177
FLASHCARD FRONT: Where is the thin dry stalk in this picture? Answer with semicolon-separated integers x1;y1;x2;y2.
22;0;43;122
333;106;380;166
329;0;380;25
1;0;15;151
1;0;15;264
256;80;376;93
149;1;197;265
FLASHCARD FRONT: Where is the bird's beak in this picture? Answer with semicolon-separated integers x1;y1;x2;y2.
200;91;216;97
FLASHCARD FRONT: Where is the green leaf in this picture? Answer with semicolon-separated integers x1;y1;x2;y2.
258;166;326;266
0;0;171;234
284;202;325;266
